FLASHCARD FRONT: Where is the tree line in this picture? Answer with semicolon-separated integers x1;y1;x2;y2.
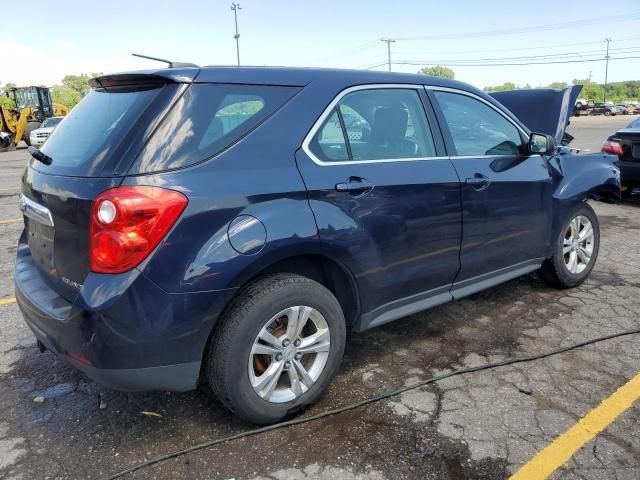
418;66;639;102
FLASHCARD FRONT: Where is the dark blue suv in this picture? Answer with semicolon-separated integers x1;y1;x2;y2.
15;67;620;424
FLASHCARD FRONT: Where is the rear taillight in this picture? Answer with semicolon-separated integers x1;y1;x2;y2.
601;140;624;156
90;186;188;274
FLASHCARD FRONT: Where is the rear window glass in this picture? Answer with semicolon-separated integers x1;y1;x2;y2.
35;86;161;176
130;84;298;174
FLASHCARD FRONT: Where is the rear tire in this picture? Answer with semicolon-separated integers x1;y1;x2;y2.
206;274;346;424
539;203;600;289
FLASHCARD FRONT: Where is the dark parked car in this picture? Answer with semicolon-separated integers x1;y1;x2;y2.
15;68;620;424
603;116;640;198
591;102;621;116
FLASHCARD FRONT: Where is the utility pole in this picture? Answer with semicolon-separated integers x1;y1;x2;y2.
588;70;592;83
603;38;611;103
230;3;242;66
380;38;395;72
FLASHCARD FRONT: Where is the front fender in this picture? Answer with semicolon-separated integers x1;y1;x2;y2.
551;151;620;202
547;150;620;256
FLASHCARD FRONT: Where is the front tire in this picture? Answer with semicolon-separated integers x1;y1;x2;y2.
23;121;41;147
540;203;600;288
206;274;346;424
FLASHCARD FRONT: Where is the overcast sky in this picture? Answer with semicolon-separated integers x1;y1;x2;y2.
2;0;639;89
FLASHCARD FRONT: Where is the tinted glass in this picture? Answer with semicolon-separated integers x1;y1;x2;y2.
342;89;435;161
41;117;63;128
627;117;640;129
434;91;523;156
35;86;161;176
131;84;298;174
309;108;349;162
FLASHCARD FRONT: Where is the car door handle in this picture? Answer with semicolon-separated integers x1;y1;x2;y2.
335;177;374;195
465;174;491;189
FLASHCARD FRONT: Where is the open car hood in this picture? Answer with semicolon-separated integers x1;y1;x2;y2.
490;85;582;145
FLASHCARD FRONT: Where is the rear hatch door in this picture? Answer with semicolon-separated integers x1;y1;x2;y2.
21;73;189;301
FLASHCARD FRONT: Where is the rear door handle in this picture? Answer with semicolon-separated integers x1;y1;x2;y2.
335;177;374;195
465;174;491;190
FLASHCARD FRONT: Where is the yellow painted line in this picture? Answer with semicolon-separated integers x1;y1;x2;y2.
510;372;640;480
0;218;22;225
0;297;16;305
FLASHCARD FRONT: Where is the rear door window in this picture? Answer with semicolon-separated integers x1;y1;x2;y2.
309;88;436;162
130;84;299;174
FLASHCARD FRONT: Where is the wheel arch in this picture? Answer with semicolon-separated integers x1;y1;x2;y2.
230;253;361;328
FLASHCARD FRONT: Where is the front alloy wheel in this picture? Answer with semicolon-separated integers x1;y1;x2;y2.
249;306;330;403
540;203;600;288
562;215;595;275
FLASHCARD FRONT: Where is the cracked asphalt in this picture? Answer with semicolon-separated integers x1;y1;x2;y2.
1;115;639;480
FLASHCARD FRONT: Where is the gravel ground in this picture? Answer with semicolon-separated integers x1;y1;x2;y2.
1;115;639;480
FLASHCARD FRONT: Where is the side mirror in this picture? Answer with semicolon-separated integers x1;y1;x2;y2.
529;132;556;155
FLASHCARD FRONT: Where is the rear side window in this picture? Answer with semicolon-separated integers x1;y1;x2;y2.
36;86;161;176
309;88;436;162
130;84;298;174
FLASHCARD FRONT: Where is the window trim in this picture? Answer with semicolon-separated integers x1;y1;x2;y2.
426;86;530;156
302;84;447;166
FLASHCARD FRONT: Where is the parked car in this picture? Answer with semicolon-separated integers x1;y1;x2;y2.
620;103;640;115
616;105;630;115
602;116;640;198
28;116;64;147
591;102;622;116
16;68;620;424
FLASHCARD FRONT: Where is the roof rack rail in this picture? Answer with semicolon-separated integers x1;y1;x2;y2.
132;53;198;68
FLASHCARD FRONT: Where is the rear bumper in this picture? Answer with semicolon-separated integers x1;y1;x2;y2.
15;235;236;392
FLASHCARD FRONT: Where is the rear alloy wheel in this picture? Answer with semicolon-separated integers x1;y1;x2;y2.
206;274;346;424
248;306;330;403
540;203;600;288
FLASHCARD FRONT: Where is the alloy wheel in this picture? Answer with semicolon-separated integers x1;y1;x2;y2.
248;306;330;403
563;215;595;274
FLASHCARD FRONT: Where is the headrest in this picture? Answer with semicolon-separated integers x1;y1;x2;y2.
370;107;408;144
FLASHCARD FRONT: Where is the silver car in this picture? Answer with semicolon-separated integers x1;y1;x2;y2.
29;116;64;147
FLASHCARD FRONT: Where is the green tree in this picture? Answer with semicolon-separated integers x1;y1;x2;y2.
418;65;455;79
61;73;101;97
51;85;82;108
483;82;517;92
548;81;568;89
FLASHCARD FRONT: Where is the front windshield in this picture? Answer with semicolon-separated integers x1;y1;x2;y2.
14;88;38;109
41;117;63;128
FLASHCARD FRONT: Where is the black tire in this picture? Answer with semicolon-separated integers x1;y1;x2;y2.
206;274;346;424
23;121;41;146
539;203;600;289
621;186;635;199
604;110;611;116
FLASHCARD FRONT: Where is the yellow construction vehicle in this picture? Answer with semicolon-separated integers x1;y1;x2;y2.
0;86;69;152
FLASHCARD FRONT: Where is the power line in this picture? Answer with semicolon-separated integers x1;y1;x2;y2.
395;12;640;41
389;55;640;68
354;47;640;69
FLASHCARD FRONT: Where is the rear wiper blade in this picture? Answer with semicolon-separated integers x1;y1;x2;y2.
27;146;53;165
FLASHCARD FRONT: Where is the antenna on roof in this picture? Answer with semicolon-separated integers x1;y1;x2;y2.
131;53;198;68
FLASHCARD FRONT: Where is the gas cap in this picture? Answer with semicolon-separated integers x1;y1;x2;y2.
227;215;267;255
